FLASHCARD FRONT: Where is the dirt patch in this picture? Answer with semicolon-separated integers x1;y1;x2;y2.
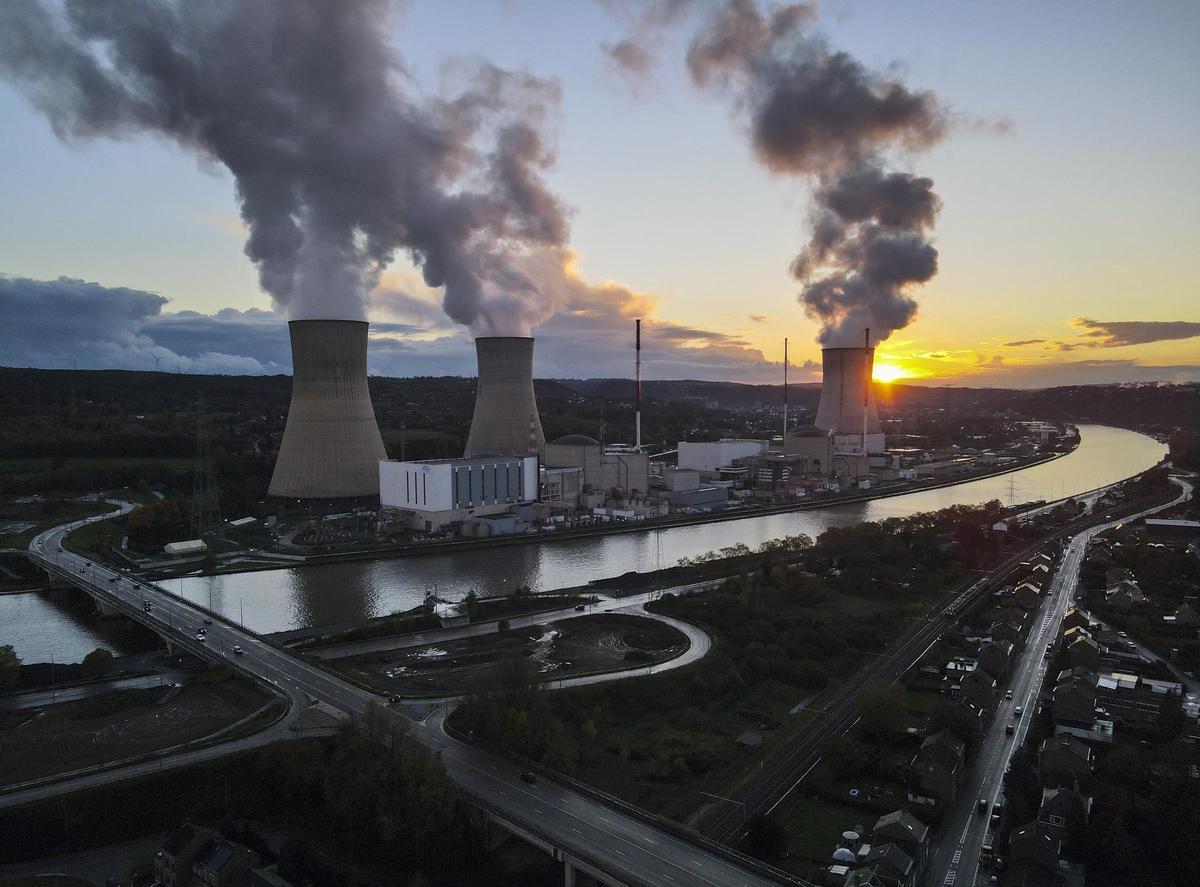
334;614;688;697
0;677;271;786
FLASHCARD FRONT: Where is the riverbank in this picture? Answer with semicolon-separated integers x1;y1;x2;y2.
143;440;1078;580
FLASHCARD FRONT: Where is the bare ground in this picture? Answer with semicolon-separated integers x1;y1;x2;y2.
0;677;270;786
334;614;688;697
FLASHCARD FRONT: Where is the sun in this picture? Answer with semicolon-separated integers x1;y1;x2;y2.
872;362;909;383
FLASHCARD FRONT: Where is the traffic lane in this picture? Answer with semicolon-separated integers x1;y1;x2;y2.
442;743;780;887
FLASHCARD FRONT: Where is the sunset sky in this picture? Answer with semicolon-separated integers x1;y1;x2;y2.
1;1;1197;386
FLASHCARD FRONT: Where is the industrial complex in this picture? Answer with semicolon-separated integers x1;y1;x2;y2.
254;322;1071;546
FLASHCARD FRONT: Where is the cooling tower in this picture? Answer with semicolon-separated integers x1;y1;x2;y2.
815;346;884;454
464;336;545;458
268;319;388;501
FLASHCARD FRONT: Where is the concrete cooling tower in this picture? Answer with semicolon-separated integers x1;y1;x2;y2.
815;346;885;454
268;319;388;502
464;336;545;458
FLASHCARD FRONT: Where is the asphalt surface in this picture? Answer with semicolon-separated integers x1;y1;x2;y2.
701;473;1184;845
13;507;788;887
925;477;1192;887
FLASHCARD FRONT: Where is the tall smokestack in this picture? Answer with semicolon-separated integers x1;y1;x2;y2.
863;328;870;455
464;337;545;457
815;344;882;453
268;320;388;501
635;319;642;451
783;337;789;449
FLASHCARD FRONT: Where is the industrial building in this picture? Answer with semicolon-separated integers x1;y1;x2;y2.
464;336;545;458
678;439;769;472
542;435;650;509
268;319;388;503
379;455;538;532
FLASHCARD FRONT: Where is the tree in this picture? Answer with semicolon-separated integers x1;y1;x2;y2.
821;735;867;781
0;644;20;691
81;647;115;679
1155;690;1187;741
743;815;788;859
857;683;908;741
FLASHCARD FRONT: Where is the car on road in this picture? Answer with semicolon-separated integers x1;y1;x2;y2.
233;645;243;655
1118;631;1129;639
1013;705;1023;717
520;772;537;785
977;798;988;814
195;632;206;642
143;602;152;612
1005;724;1015;736
1005;689;1013;700
574;604;586;611
203;617;213;625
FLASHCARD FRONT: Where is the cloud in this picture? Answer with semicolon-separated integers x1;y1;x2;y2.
749;314;770;323
1072;318;1200;348
0;270;808;383
0;275;281;374
1002;338;1045;347
909;356;1200;388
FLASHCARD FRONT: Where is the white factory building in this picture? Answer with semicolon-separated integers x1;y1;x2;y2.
677;439;769;472
379;455;538;532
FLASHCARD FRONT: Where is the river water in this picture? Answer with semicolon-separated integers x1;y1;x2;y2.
164;424;1164;634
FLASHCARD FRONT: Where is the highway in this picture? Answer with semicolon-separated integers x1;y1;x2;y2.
925;476;1192;887
14;509;792;887
701;470;1183;845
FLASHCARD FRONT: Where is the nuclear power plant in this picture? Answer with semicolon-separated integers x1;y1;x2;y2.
463;336;545;457
814;341;885;455
268;319;388;503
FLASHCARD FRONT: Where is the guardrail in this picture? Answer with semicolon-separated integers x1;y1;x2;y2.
442;718;815;887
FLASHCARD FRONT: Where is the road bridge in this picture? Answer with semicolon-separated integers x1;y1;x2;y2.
11;506;798;887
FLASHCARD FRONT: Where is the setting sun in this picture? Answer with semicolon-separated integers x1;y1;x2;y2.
872;362;910;383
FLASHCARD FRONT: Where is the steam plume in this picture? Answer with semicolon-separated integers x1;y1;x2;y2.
687;0;948;346
0;0;569;335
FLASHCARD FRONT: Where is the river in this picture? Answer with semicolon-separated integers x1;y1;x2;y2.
163;424;1165;634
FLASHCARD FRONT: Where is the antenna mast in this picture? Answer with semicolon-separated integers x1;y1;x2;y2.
635;318;642;451
782;337;788;450
863;327;870;456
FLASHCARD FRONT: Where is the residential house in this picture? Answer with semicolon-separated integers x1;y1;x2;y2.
1038;787;1092;841
1067;635;1100;671
1105;567;1134;588
959;667;997;713
1061;608;1089;632
1014;581;1041;610
156;825;210;887
907;732;966;807
190;838;258;887
1007;821;1064;886
1095;671;1182;726
978;640;1014;680
991;619;1023;647
1039;735;1093;785
860;843;916;887
872;809;930;876
1105;580;1149;613
1172;602;1200;629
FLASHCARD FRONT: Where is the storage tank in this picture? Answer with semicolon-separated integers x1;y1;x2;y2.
464;336;545;457
815;346;884;454
268;319;388;502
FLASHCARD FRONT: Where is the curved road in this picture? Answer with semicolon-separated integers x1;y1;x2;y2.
11;509;791;887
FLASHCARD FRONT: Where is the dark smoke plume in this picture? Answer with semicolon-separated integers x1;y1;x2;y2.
0;0;569;335
687;0;948;346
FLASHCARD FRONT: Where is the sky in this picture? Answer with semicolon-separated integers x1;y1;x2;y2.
0;0;1197;387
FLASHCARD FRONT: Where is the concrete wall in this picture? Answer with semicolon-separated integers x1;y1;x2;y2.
268;320;388;501
464;337;545;457
678;439;768;472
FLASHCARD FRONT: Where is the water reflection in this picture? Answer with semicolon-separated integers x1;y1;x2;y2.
172;424;1164;633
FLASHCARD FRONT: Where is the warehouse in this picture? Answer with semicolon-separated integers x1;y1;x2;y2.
379;455;538;532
